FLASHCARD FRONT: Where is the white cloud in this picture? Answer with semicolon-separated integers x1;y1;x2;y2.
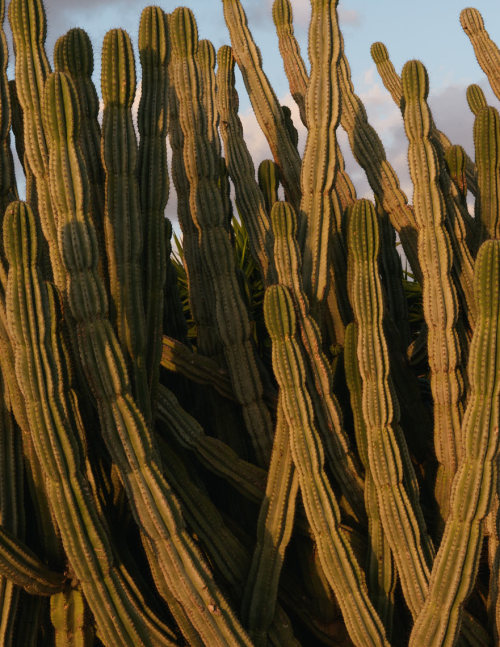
338;8;362;27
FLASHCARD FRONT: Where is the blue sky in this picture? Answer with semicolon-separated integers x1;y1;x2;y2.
4;0;500;217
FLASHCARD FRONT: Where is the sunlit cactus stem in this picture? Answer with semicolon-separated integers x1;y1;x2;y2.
461;7;500;101
410;239;500;646
402;59;465;524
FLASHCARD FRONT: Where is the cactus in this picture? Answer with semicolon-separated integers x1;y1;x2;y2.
409;239;500;645
0;0;499;644
461;8;500;101
402;59;465;523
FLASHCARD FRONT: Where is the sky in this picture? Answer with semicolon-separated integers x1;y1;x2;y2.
4;0;500;225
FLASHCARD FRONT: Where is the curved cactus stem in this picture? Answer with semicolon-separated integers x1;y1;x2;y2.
370;42;403;108
474;106;500;242
166;37;220;360
8;0;65;289
0;370;23;642
270;200;365;521
402;60;466;524
445;143;480;253
348;198;435;618
298;0;346;314
461;8;500;102
272;0;357;218
42;64;255;645
264;282;390;647
272;0;308;126
54;28;104;237
0;298;63;570
338;39;422;283
160;443;249;600
370;40;478;198
222;0;302;211
156;385;266;503
0;524;64;595
216;44;274;285
344;322;395;636
241;396;299;645
4;200;179;646
467;83;488;115
409;239;500;646
217;46;271;275
170;7;274;467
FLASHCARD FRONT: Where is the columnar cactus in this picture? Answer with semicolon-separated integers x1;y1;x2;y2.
402;59;465;523
0;0;499;645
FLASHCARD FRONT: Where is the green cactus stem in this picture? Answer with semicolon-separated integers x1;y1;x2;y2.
54;28;104;230
157;384;266;504
270;200;364;520
258;159;280;214
161;334;235;401
369;40;479;201
166;49;220;359
467;83;488;115
8;0;65;289
0;524;64;596
216;45;274;285
264;282;390;647
298;0;344;309
409;239;500;646
43;66;255;646
101;28;151;425
348;198;435;618
222;0;302;211
473;106;500;242
4;199;179;647
402;59;465;524
50;589;94;647
272;0;308;126
241;399;299;645
170;6;274;467
137;7;170;412
337;39;421;283
344;322;395;634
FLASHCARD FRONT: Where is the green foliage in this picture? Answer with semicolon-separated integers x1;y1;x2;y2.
0;0;499;645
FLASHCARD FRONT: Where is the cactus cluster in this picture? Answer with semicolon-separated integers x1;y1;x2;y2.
0;0;499;645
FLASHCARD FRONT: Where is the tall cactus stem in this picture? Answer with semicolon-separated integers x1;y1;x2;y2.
222;0;302;211
170;7;274;466
137;7;170;412
402;59;466;524
101;28;151;425
409;239;500;646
